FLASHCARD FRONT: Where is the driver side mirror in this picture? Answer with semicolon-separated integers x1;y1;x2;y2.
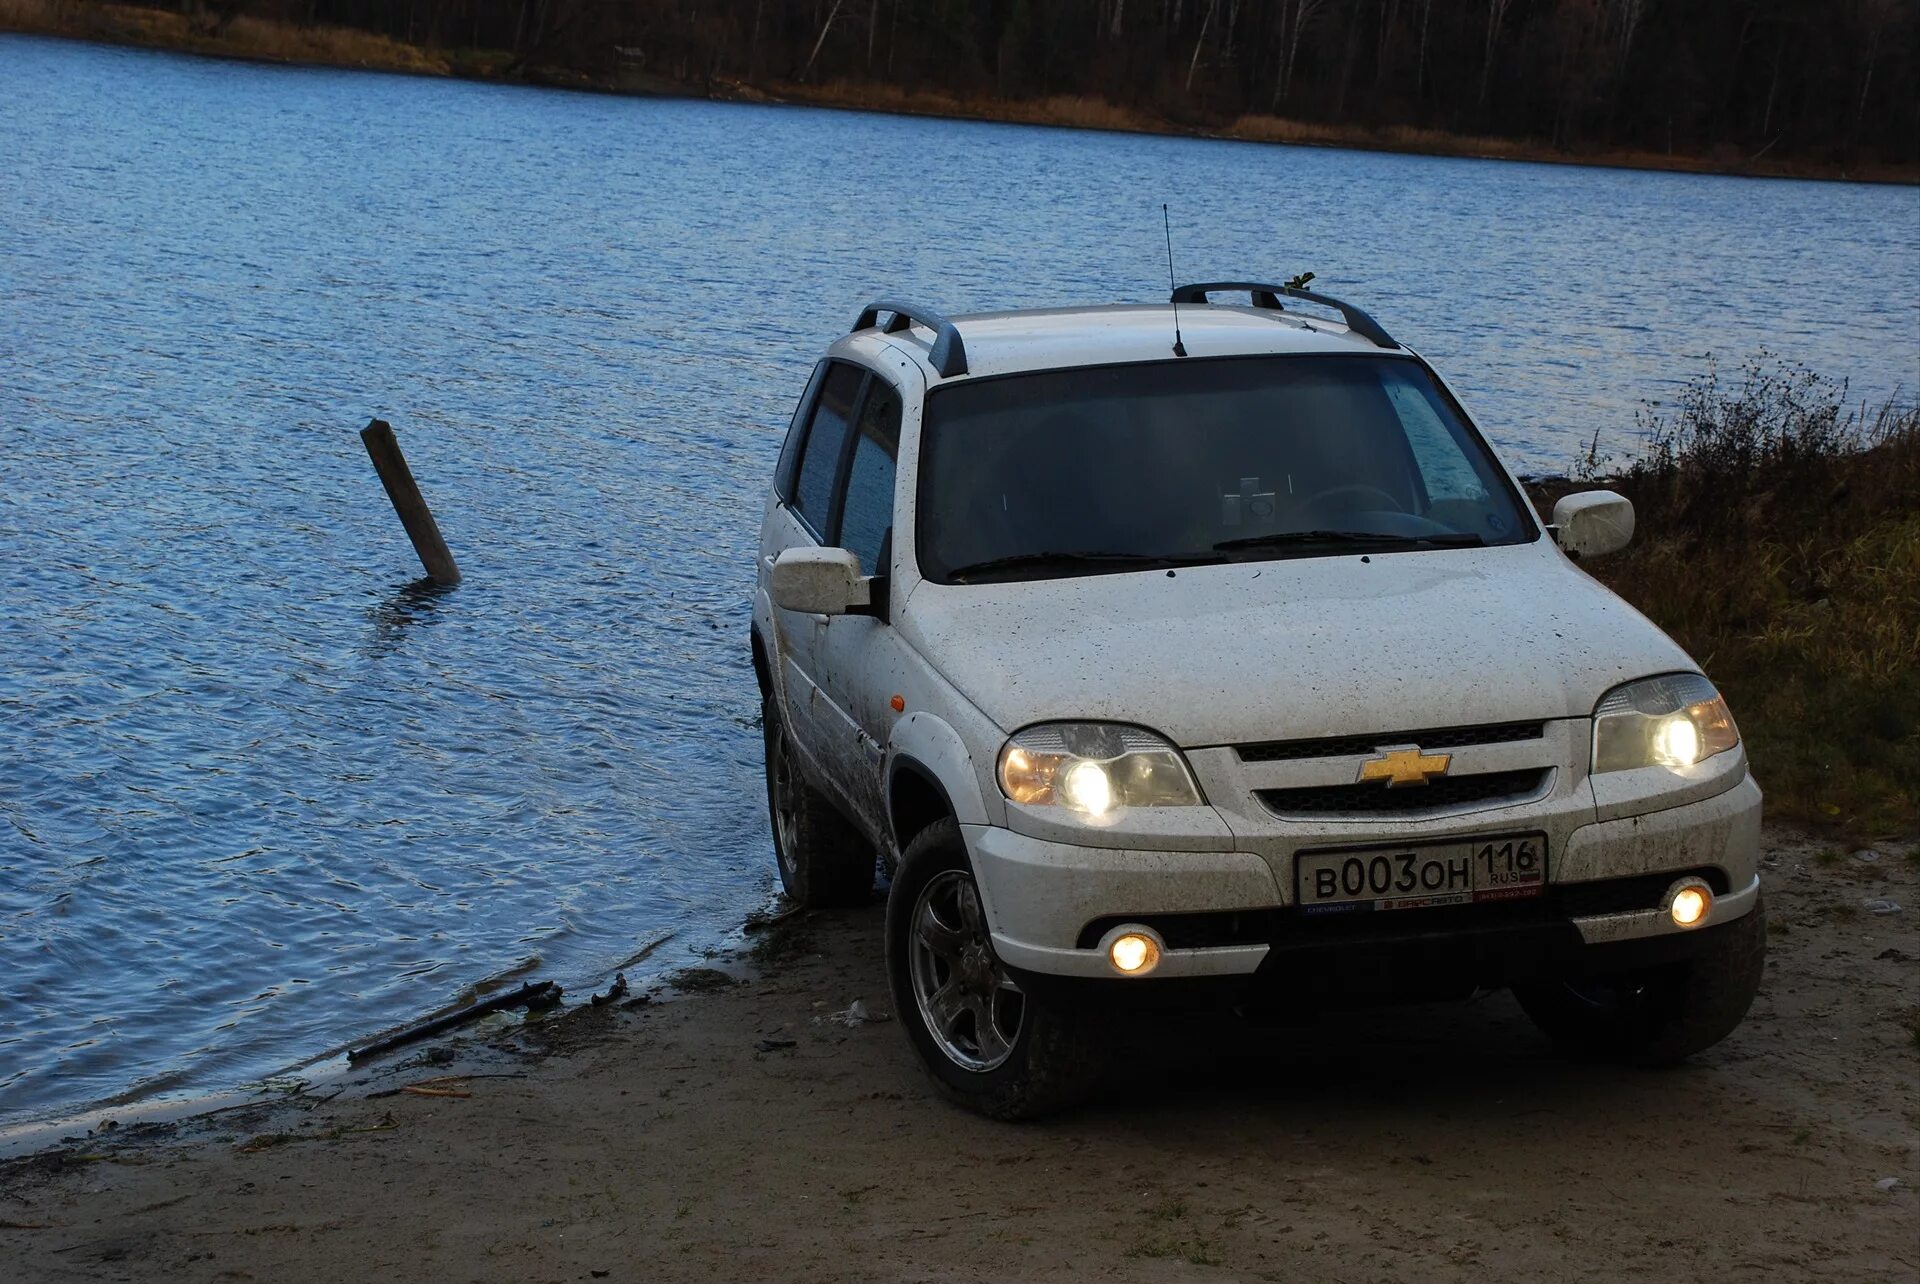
770;547;872;616
1552;490;1635;559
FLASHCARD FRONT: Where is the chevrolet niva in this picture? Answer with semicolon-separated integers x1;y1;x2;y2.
750;284;1764;1119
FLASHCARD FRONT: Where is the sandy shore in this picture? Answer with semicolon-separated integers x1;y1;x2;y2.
3;828;1916;1283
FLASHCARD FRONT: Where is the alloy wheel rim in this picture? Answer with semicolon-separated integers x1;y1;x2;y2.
770;729;800;877
908;870;1024;1072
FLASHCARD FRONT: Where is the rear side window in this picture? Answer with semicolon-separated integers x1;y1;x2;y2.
791;363;865;535
837;381;902;575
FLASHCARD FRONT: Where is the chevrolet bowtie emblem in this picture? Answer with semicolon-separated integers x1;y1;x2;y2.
1357;746;1452;788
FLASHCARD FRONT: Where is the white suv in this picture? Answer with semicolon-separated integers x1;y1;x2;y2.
752;284;1765;1119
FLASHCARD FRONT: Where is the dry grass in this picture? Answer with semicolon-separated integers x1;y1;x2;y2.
1224;114;1915;180
1531;358;1920;838
760;79;1156;136
1031;93;1144;132
764;80;1915;181
1226;113;1533;159
215;14;448;72
0;0;450;74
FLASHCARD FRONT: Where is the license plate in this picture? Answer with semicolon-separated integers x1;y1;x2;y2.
1295;834;1546;914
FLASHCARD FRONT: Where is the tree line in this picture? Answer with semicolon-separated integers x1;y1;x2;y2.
169;1;1920;165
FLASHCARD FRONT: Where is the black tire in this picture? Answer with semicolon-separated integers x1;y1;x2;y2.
762;693;873;908
885;818;1104;1120
1513;894;1768;1066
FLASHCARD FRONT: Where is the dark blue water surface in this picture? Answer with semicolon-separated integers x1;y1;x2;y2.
1;35;1916;1125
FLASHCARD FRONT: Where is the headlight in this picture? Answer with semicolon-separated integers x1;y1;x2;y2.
997;723;1203;815
1593;674;1740;773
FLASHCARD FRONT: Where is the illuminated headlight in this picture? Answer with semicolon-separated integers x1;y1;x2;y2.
1593;674;1740;774
997;723;1202;815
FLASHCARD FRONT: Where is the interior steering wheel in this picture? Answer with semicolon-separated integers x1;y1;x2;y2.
1299;483;1406;516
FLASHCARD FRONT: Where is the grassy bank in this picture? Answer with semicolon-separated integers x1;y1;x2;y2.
5;0;1916;184
755;78;1920;184
1528;360;1919;838
0;0;453;73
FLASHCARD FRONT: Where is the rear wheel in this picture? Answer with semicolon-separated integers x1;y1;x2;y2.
762;694;873;907
886;818;1104;1120
1513;896;1767;1065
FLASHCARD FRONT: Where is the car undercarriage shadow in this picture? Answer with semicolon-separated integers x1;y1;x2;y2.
1087;989;1710;1124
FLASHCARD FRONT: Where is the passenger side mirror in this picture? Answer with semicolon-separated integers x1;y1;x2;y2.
770;547;871;616
1552;490;1635;559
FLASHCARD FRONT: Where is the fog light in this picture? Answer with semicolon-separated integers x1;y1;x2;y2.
1670;884;1711;928
1106;930;1161;976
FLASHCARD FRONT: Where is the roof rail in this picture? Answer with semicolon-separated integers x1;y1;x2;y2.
1170;281;1399;351
851;300;969;377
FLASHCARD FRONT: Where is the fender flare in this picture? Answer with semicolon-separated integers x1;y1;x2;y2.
749;624;774;699
886;711;992;831
750;608;795;721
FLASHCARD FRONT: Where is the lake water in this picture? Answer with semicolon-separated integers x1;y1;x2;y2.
1;34;1915;1127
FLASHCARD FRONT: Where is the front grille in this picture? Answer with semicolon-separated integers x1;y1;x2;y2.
1237;721;1544;763
1256;767;1549;816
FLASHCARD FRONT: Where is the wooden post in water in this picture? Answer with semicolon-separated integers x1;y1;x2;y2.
360;419;461;586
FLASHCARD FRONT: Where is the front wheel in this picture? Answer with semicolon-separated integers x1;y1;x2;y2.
1513;894;1767;1065
885;818;1104;1120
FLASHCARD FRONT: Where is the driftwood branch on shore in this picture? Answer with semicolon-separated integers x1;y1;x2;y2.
347;981;560;1064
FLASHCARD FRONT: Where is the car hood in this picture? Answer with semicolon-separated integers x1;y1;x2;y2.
900;543;1696;747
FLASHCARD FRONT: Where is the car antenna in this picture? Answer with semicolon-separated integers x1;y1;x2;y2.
1162;204;1187;358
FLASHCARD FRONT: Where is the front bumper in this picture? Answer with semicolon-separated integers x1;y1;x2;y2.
966;772;1762;982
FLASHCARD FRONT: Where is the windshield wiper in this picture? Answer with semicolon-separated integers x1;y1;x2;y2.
1213;530;1486;553
945;550;1224;582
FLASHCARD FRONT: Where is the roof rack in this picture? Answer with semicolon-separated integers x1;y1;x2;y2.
1170;281;1399;351
851;300;969;377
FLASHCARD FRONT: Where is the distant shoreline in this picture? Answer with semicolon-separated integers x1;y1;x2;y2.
4;3;1915;187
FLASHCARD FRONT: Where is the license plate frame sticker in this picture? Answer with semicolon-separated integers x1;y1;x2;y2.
1295;834;1547;914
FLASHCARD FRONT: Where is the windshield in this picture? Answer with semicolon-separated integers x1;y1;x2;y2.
916;355;1535;584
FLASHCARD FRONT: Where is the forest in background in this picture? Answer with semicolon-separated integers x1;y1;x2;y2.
176;1;1920;163
8;0;1918;174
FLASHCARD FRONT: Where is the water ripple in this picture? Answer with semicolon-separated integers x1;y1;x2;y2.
1;35;1916;1124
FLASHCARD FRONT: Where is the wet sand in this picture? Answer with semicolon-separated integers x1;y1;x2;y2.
3;828;1915;1283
